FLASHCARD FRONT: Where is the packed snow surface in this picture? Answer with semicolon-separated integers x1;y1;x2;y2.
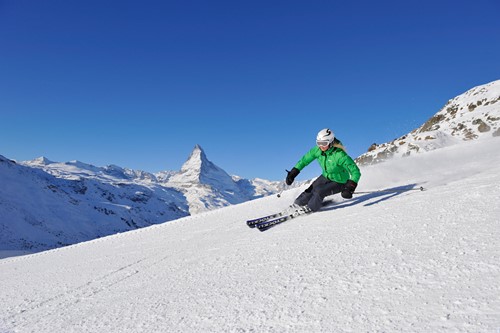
1;138;499;333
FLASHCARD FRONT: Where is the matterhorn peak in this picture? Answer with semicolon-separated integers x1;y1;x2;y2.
165;145;246;213
181;144;209;173
174;144;235;187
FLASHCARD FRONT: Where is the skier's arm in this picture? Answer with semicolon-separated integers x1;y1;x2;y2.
285;148;318;185
294;147;319;171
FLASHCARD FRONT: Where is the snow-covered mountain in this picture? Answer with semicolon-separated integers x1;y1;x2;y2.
0;146;283;253
356;79;500;165
0;155;188;253
1;136;499;333
163;145;281;214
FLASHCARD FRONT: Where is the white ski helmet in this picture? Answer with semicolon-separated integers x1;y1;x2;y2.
316;128;335;147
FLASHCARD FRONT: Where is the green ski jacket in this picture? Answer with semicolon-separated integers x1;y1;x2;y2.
294;144;361;184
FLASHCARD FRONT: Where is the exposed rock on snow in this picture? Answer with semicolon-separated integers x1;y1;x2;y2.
356;79;500;165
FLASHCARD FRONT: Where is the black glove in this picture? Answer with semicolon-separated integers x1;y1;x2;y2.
341;180;357;199
285;167;300;185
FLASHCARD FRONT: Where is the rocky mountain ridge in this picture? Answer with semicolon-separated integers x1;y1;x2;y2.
356;79;500;165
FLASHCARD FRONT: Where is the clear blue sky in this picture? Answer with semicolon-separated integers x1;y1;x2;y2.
1;0;499;181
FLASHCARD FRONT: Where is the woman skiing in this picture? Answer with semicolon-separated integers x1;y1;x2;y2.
285;128;361;212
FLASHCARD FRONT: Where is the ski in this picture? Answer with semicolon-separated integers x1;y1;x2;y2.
246;212;283;228
247;200;338;230
256;209;310;232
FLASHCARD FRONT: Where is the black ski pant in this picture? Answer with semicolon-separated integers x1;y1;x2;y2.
294;175;344;212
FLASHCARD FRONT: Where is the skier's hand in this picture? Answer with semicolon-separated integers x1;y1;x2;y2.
285;167;300;185
341;180;357;199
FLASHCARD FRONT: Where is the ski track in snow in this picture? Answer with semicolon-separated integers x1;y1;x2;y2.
1;138;500;333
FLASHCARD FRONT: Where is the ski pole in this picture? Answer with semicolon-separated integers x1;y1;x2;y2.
354;186;425;195
278;170;291;198
277;182;287;198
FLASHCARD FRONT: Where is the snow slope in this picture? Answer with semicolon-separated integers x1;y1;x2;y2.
1;138;499;333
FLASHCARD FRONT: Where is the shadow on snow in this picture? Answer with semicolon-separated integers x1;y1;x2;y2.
322;184;425;211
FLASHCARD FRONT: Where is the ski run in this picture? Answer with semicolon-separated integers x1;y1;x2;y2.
1;137;500;333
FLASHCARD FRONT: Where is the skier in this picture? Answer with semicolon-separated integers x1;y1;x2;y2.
285;128;361;212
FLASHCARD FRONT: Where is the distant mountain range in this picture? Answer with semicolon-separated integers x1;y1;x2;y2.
0;145;285;252
356;79;500;165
